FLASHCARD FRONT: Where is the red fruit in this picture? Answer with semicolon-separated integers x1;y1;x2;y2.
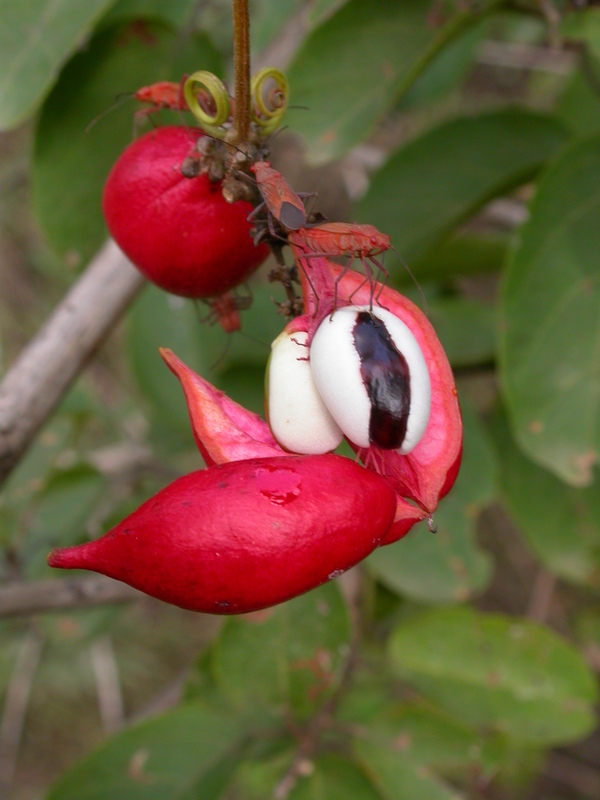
102;126;269;298
47;455;396;614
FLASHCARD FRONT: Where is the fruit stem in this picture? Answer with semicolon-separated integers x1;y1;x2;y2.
230;0;251;146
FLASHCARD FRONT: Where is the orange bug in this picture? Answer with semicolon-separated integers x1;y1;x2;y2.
288;222;391;298
85;77;189;134
202;291;253;334
132;78;189;123
289;222;426;311
249;161;314;233
289;222;391;269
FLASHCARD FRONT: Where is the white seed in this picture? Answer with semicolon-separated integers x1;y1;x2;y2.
309;306;431;454
266;329;343;454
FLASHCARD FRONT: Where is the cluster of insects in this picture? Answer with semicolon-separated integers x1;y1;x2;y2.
95;78;405;332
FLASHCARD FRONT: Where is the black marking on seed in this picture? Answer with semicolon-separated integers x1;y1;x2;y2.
353;311;411;449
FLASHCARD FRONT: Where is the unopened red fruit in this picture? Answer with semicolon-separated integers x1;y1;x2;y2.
47;455;396;614
102;126;269;298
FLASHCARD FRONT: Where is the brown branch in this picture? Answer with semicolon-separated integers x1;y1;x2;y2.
0;575;145;618
0;629;44;795
526;566;556;622
90;636;125;732
0;240;145;487
229;0;251;145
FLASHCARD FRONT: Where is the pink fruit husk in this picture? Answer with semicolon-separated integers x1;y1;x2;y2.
291;251;463;536
102;127;269;298
160;348;427;539
47;455;396;614
160;348;281;466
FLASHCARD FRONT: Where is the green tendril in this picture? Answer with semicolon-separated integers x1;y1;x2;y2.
250;67;289;136
184;71;231;137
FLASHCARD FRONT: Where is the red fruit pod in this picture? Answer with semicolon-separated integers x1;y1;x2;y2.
47;455;396;614
102;126;269;298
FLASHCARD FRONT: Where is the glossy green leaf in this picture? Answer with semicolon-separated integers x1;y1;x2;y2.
46;702;244;800
356;110;568;266
354;739;463;800
286;0;501;163
366;400;495;603
427;297;496;369
500;135;600;486
288;754;382;800
389;606;598;745
32;22;221;267
489;405;600;585
0;0;115;129
212;582;350;718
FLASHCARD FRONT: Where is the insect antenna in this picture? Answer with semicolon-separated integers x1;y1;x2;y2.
389;246;428;316
85;93;134;133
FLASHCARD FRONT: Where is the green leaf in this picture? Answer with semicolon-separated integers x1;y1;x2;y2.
228;745;297;800
127;286;217;440
286;0;500;163
338;686;483;774
489;404;600;585
389;606;598;746
354;738;463;800
366;400;495;604
500;135;600;485
356;110;569;266
307;0;350;28
32;22;221;267
0;0;115;129
25;464;107;576
427;297;496;369
212;582;350;718
102;0;198;29
560;7;600;60
127;280;284;439
247;0;301;55
556;69;600;138
288;754;382;800
411;233;509;281
46;702;244;800
399;18;487;111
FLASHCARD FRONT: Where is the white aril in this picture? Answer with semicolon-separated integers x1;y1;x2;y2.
266;329;344;454
309;306;431;453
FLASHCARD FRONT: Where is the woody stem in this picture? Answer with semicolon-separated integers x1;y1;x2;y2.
230;0;251;145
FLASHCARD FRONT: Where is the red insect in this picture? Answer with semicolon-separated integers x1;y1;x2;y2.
249;161;312;234
133;79;188;119
288;222;391;305
203;291;252;333
290;222;391;269
85;78;189;134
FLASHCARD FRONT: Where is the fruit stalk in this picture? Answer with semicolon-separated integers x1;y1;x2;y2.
229;0;251;146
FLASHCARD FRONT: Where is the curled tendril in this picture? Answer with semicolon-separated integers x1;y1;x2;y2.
250;67;289;135
184;71;232;138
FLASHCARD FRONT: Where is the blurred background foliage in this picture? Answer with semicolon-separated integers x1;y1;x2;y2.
1;0;600;798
